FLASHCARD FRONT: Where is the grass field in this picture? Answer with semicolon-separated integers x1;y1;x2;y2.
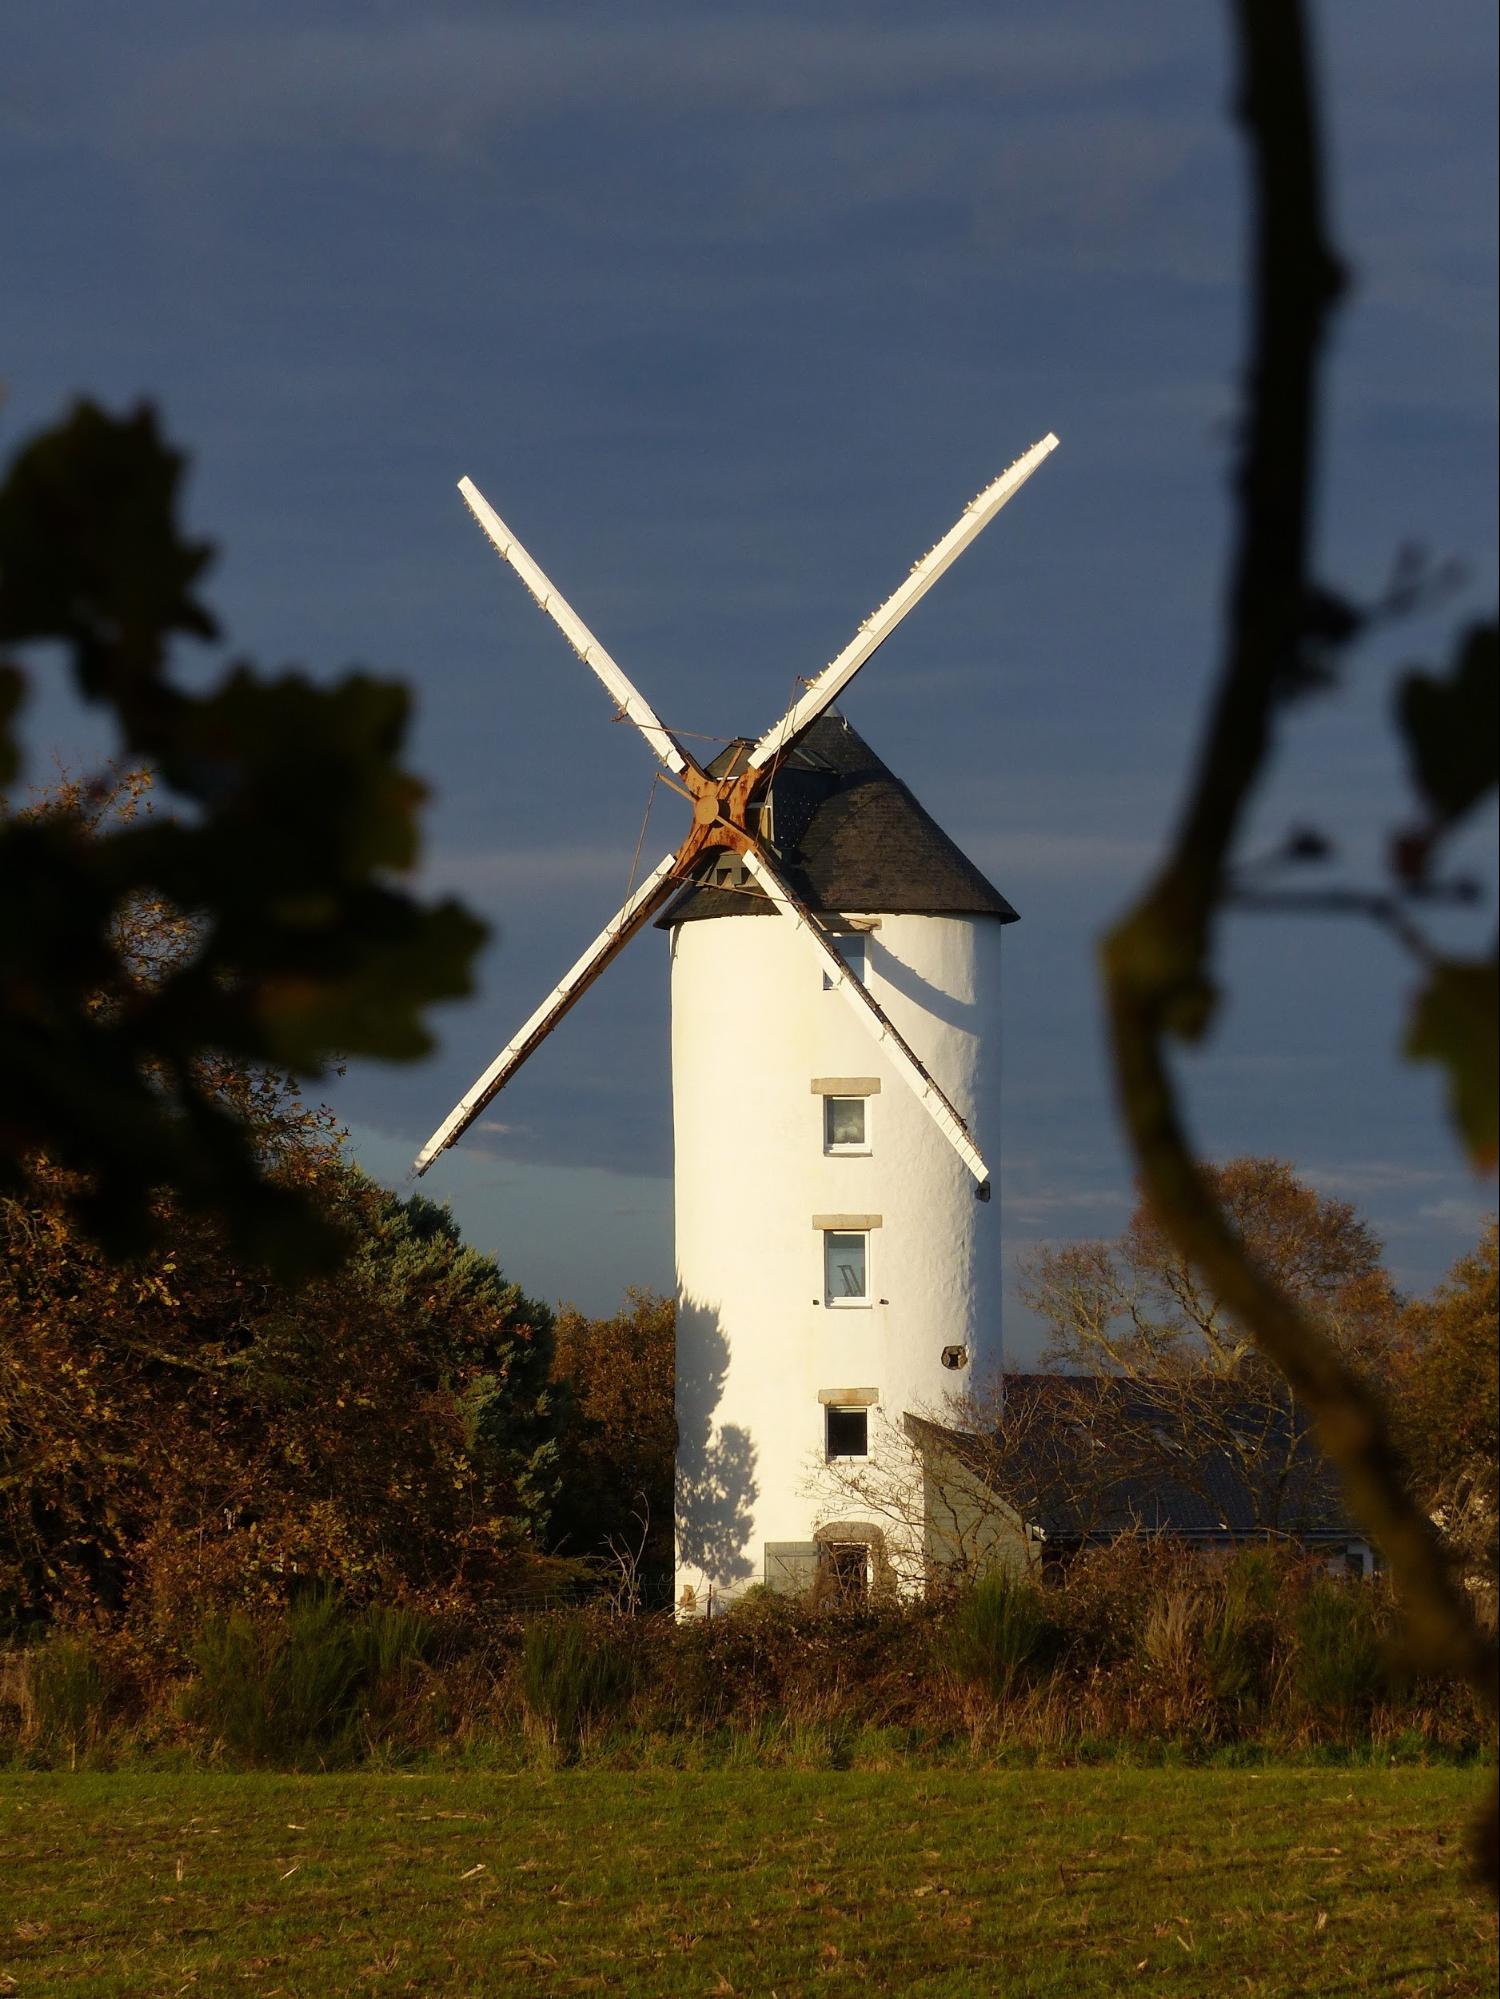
2;1768;1494;1996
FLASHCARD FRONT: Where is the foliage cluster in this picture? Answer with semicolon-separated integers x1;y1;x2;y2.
0;402;485;1270
1389;1221;1500;1599
0;1110;565;1645
0;774;675;1646
548;1287;675;1601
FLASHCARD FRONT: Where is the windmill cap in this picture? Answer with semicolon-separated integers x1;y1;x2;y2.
658;712;1019;927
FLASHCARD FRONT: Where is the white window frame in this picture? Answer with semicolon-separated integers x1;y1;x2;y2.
823;1228;871;1307
822;931;868;990
747;793;774;845
824;1407;870;1460
823;1093;871;1156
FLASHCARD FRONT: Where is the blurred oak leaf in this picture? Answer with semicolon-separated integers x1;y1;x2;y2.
0;400;216;701
1405;957;1499;1173
1397;621;1498;834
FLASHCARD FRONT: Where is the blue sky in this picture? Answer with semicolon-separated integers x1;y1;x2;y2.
4;2;1496;1344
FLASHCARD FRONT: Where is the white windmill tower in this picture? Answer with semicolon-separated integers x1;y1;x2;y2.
414;432;1058;1607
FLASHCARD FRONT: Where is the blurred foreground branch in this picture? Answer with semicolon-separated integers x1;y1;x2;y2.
1101;0;1496;1874
0;403;487;1270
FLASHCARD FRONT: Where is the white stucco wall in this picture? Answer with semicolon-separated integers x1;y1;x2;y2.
670;906;1005;1604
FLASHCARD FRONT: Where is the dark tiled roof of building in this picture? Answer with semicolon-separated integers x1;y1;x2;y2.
657;712;1018;928
907;1373;1357;1544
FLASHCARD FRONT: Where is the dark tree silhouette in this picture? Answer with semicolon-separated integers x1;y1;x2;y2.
0;402;485;1271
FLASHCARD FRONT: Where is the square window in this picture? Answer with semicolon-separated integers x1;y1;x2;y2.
824;1230;869;1304
824;1095;867;1152
825;1407;869;1458
822;933;867;989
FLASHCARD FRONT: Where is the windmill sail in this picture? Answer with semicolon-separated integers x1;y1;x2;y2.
746;433;1057;773
412;850;683;1176
739;844;992;1195
423;434;1056;1182
458;477;692;778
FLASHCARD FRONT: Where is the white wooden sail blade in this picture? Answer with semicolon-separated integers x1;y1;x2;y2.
412;850;683;1176
739;845;991;1195
457;477;690;778
747;433;1059;772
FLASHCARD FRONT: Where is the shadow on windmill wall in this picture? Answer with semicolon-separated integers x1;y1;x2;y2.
675;1290;758;1585
868;935;978;1037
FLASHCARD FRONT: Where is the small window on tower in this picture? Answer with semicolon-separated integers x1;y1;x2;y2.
824;1230;869;1305
824;1095;868;1154
711;856;745;892
822;933;867;989
824;1407;869;1459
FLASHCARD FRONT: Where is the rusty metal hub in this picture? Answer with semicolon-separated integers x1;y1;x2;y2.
674;755;763;855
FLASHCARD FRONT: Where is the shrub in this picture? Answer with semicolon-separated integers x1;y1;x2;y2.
185;1588;367;1767
357;1603;435;1689
2;1542;1482;1769
1294;1579;1386;1723
353;1602;439;1747
24;1634;111;1765
1222;1546;1287;1617
1054;1538;1183;1668
942;1572;1053;1698
1201;1594;1260;1706
1201;1551;1282;1709
518;1612;634;1749
1140;1584;1204;1683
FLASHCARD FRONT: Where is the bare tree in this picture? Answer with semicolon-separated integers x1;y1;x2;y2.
1021;1160;1400;1536
1024;1160;1397;1382
600;1493;654;1618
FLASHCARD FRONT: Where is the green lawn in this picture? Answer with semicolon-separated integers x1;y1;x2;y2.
1;1768;1494;1996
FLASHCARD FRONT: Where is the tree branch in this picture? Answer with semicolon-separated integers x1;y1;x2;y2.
1101;0;1496;1770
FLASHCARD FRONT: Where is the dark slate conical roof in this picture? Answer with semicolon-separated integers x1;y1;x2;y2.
658;712;1018;927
